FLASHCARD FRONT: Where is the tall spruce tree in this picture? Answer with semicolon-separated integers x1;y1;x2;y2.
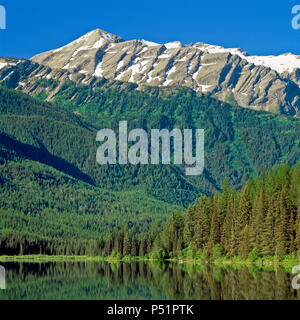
208;196;221;254
221;193;235;256
236;185;252;255
183;205;195;247
275;187;290;258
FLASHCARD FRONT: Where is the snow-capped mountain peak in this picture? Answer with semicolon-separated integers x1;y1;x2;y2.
2;28;300;116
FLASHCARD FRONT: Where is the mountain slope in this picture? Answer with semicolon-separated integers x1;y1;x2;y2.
0;84;203;206
2;28;299;115
1;80;300;201
0;146;177;240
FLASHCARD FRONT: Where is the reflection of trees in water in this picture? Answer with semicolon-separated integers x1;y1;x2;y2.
0;262;298;300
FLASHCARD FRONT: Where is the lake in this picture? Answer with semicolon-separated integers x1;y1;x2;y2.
0;261;299;300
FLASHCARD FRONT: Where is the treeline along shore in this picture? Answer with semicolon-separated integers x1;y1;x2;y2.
1;162;300;265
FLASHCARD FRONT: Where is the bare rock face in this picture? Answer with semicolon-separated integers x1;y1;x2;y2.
1;29;300;116
31;29;123;75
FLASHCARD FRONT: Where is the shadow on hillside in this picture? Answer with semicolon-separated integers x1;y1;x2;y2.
0;132;95;186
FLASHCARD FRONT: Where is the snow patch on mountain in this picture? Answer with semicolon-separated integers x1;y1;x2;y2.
246;53;300;74
164;42;182;49
139;39;160;47
200;85;212;92
117;60;124;71
93;38;106;49
72;46;90;58
94;61;104;77
193;43;300;74
0;62;8;70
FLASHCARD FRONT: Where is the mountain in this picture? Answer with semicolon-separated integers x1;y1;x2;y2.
1;28;300;242
1;28;300;116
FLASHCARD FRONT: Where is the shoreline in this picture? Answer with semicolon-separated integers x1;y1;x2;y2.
0;255;299;266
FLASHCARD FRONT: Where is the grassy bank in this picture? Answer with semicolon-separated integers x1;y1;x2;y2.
0;254;150;263
1;254;300;268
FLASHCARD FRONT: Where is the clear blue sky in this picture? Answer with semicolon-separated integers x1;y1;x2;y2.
0;0;300;58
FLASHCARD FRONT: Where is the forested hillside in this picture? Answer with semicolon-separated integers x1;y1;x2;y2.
39;79;300;185
0;85;202;206
0;80;300;255
0;135;177;252
3;76;300;197
2;162;300;262
0;85;179;248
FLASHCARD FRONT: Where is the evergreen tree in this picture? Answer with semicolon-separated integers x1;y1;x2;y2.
208;196;220;254
183;205;195;247
255;185;267;253
275;187;290;258
236;185;252;255
123;230;131;257
193;197;211;254
221;193;234;256
261;196;276;256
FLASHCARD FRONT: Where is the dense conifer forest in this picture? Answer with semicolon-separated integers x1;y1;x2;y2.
1;162;300;262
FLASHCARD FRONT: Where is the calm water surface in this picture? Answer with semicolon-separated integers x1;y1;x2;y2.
0;261;299;300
